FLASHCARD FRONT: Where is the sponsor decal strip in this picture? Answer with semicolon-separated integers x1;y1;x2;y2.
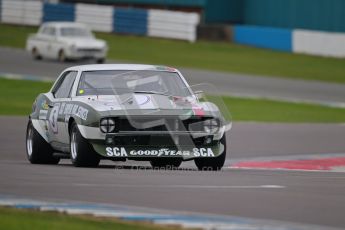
38;110;48;120
192;107;205;116
105;147;215;157
58;103;89;120
48;103;89;134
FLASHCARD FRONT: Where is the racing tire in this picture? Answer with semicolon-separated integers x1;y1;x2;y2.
32;47;42;60
96;58;105;64
70;122;100;167
150;158;182;170
194;134;227;171
26;120;59;164
58;50;66;62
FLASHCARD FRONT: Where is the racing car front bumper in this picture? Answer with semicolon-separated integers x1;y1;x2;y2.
90;132;224;160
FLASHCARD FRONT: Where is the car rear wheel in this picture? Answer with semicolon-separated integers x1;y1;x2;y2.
150;158;182;169
70;122;100;167
194;134;227;171
31;47;42;60
26;120;59;164
96;58;105;64
58;50;66;62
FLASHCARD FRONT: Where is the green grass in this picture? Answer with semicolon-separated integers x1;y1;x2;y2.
223;96;345;123
0;207;176;230
1;78;345;123
0;24;344;84
0;78;52;115
0;24;37;48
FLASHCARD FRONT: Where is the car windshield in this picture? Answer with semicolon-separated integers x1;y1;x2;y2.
77;70;192;97
60;27;93;38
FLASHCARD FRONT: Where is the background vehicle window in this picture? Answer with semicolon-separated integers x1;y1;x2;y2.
54;71;77;98
60;27;92;38
41;26;56;36
48;27;56;36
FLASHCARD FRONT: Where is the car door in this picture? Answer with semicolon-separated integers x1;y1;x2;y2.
47;71;78;146
44;26;58;59
35;26;51;58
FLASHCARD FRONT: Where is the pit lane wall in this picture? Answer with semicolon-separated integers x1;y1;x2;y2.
0;0;199;42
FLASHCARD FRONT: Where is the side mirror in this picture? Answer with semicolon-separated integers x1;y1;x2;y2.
194;90;206;102
48;91;56;99
194;90;205;100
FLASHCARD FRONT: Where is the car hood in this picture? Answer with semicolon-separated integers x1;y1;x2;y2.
74;94;220;115
58;37;106;49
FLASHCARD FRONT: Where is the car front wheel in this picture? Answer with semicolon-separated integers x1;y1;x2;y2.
58;50;66;62
31;47;42;60
70;122;100;167
26;120;59;164
96;58;105;64
194;134;227;171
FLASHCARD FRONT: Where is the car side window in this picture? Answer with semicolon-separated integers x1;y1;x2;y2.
48;27;56;37
40;26;55;37
40;26;48;35
53;71;78;99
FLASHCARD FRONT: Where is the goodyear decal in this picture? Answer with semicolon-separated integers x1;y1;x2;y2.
105;147;215;157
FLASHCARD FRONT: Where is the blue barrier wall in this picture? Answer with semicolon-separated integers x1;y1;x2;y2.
43;3;75;22
234;25;292;52
99;0;205;7
205;0;243;23
244;0;345;33
113;8;148;35
95;0;345;33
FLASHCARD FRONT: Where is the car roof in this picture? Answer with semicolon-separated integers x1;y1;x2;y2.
64;64;178;72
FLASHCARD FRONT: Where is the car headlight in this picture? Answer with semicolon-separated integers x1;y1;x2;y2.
204;119;219;133
100;118;115;133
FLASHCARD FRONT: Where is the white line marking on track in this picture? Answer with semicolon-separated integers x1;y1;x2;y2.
74;184;285;189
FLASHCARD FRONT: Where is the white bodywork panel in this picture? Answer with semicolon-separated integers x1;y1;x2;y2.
26;22;107;60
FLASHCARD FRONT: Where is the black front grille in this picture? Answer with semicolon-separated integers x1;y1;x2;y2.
115;116;212;132
77;48;101;52
108;134;212;147
103;116;217;147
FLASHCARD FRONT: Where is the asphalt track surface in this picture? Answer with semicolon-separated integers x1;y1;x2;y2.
1;48;345;229
1;47;345;106
1;117;345;229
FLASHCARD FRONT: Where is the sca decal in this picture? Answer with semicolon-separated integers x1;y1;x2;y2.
106;147;215;157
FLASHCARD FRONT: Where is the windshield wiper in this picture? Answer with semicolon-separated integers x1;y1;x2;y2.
133;90;172;97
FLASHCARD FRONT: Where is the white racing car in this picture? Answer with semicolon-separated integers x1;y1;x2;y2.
26;22;108;63
26;64;230;170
